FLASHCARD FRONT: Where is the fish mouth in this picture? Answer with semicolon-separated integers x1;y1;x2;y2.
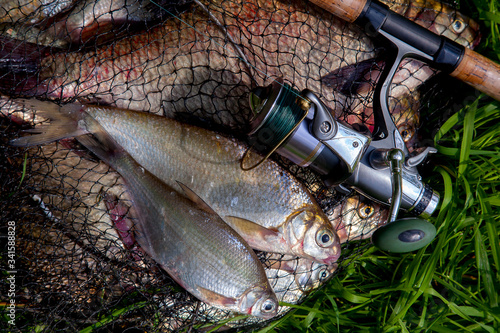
321;253;341;266
471;30;482;49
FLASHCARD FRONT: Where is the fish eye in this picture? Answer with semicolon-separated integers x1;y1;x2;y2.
398;125;415;143
316;229;335;247
358;203;375;219
452;18;466;34
261;299;277;313
318;268;330;281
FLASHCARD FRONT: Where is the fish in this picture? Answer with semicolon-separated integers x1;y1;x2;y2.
390;88;421;150
263;195;386;303
0;0;480;133
53;0;157;42
0;0;74;25
0;24;69;48
0;0;181;46
387;0;480;48
9;99;341;265
47;0;188;45
267;255;337;292
341;82;422;151
103;196;337;310
11;101;279;318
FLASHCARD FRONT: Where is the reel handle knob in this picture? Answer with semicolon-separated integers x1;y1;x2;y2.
371;218;436;253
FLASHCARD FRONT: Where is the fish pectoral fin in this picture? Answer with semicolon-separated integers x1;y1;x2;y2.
176;181;217;215
267;259;296;273
197;286;237;308
224;216;281;248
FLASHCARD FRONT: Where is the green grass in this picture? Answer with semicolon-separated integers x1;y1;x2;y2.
264;0;500;331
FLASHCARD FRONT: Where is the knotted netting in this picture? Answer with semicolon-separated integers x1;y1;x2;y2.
0;0;480;331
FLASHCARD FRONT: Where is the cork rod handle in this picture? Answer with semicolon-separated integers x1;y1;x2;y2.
451;48;500;101
311;0;500;101
309;0;369;22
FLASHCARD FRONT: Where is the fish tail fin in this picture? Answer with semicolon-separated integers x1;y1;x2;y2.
9;99;87;147
8;96;127;168
0;36;50;96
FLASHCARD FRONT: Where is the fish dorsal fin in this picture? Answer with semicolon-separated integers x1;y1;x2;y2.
223;216;281;251
197;286;238;308
176;181;217;215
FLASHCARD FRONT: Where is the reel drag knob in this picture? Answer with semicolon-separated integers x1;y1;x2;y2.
371;218;436;253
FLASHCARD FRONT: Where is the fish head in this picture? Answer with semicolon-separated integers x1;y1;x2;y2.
340;195;389;241
389;86;421;151
433;10;481;49
286;207;341;265
295;262;338;291
402;0;481;48
238;285;279;319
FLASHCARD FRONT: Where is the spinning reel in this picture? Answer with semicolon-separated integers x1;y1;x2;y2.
245;78;439;253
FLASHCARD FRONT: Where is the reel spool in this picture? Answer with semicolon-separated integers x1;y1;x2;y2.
247;80;356;183
248;81;308;153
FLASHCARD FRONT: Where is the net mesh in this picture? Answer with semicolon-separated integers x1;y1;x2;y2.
0;0;479;331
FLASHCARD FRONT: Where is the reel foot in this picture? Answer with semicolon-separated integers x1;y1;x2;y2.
371;218;436;253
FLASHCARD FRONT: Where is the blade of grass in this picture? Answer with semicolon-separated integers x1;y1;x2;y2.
477;187;500;277
79;301;148;333
325;294;340;331
458;100;477;176
473;209;498;308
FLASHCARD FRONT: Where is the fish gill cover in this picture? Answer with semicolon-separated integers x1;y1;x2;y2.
0;0;481;331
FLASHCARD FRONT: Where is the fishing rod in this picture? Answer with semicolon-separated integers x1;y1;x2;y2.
243;0;500;253
242;0;500;253
310;0;500;102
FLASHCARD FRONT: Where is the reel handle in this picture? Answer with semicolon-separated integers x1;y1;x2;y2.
370;148;437;253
